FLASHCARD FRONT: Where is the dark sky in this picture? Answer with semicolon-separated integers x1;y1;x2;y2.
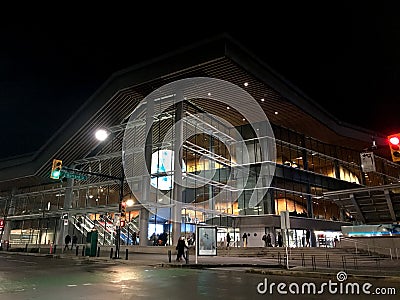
1;4;399;159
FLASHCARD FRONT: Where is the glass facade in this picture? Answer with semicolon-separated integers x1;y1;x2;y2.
1;99;399;246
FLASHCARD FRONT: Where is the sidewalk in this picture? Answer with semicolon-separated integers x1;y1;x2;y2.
3;248;400;282
58;249;400;282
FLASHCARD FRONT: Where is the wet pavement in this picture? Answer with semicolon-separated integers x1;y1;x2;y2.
3;247;400;281
1;251;399;300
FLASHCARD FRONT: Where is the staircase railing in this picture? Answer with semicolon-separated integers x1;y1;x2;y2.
338;237;397;260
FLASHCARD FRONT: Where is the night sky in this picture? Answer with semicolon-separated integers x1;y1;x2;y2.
1;4;399;159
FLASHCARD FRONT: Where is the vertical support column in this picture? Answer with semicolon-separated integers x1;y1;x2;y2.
251;126;272;211
208;135;215;212
139;94;154;247
264;190;274;214
306;186;313;219
333;159;341;180
2;187;17;243
232;135;245;214
172;98;183;245
139;207;149;246
114;170;124;258
300;135;308;171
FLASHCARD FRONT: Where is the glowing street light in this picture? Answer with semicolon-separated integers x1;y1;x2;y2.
126;199;135;207
95;129;109;141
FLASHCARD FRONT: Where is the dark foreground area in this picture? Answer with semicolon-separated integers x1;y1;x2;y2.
0;253;398;300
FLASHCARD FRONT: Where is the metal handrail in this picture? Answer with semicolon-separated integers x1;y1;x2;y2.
339;236;396;260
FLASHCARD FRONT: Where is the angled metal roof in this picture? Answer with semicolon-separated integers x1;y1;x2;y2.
0;34;392;190
323;183;400;224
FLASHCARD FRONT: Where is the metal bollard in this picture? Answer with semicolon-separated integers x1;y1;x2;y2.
125;248;128;260
326;253;330;268
312;255;316;271
76;246;79;256
110;248;113;259
53;245;57;254
97;246;100;257
168;250;171;263
25;243;28;252
185;250;189;264
82;246;85;256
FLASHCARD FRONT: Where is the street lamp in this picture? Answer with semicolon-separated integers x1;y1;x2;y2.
126;199;134;207
95;129;109;141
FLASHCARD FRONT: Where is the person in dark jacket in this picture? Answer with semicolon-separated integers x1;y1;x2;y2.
64;234;71;251
226;232;231;248
277;232;283;247
176;236;188;262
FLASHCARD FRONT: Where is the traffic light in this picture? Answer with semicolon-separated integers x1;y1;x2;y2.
388;133;400;162
50;159;63;179
120;219;126;227
121;201;127;219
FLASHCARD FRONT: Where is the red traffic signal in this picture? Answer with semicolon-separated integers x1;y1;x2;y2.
388;133;400;162
120;220;126;227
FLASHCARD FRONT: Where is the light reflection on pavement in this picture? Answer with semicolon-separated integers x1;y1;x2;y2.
0;253;398;300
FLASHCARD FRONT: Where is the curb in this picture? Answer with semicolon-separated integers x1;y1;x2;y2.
161;262;286;269
3;250;400;281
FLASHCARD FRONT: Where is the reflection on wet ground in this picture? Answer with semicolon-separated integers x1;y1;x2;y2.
0;253;398;300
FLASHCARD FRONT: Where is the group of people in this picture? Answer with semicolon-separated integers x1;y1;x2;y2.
262;233;273;247
262;230;312;247
261;232;283;247
64;234;78;251
150;232;169;246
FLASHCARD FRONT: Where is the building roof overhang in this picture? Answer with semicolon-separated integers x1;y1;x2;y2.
324;183;400;224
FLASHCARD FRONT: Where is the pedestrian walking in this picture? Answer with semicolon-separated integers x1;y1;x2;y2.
132;231;137;245
176;236;188;262
226;232;231;248
242;232;247;247
266;233;272;247
64;234;71;251
277;232;283;247
306;230;311;247
262;233;267;246
262;233;272;247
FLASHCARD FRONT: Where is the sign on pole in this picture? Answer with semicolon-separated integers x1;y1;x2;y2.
280;210;290;269
360;152;376;172
197;226;217;256
280;210;290;230
61;171;88;180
